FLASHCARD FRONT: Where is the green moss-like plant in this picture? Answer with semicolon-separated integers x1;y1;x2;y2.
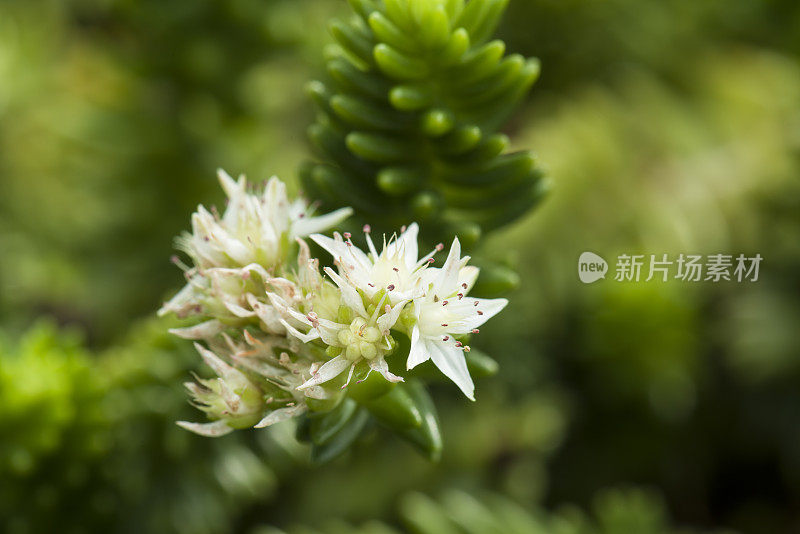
301;0;546;249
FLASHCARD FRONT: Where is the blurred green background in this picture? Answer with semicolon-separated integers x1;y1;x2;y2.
1;0;799;533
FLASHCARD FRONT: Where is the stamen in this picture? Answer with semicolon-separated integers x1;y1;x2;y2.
341;363;356;389
454;341;463;348
443;336;449;341
463;346;471;352
343;232;352;239
363;224;371;233
387;284;395;291
462;283;468;289
471;329;480;334
477;311;484;315
442;300;448;306
371;293;388;322
435;243;444;251
441;323;448;327
457;293;464;299
473;301;479;306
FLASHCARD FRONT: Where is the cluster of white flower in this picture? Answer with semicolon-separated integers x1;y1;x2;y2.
161;170;507;437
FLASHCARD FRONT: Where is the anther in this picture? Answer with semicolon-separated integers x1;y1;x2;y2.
471;329;480;334
343;232;352;239
393;267;399;272
435;243;444;251
442;300;448;306
462;283;468;289
454;341;463;348
457;293;464;299
473;301;479;306
442;336;449;341
464;346;471;352
363;224;371;233
387;284;395;291
401;225;407;232
477;311;484;315
441;323;448;327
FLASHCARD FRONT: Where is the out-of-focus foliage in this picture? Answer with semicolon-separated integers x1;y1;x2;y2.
256;487;728;534
0;319;276;534
0;0;342;342
481;47;800;532
1;0;799;533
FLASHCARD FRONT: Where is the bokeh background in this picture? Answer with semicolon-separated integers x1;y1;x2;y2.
1;0;799;533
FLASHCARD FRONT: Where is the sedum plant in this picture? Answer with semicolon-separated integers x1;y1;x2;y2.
300;0;546;249
161;170;508;461
160;0;545;462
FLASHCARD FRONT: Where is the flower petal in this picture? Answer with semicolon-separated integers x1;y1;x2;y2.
376;299;409;333
427;339;475;401
254;404;308;428
369;357;404;383
459;265;480;293
433;238;469;297
292;207;353;238
442;297;509;333
168;320;225;340
297;355;351;390
194;342;235;379
311;233;371;272
323;267;367;317
406;325;430;370
158;282;199;317
386;222;419;270
278;318;319;343
176;420;234;437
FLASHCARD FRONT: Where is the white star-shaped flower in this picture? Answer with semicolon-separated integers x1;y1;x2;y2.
183;169;352;269
268;267;407;390
311;223;441;305
159;170;352;322
407;238;508;401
